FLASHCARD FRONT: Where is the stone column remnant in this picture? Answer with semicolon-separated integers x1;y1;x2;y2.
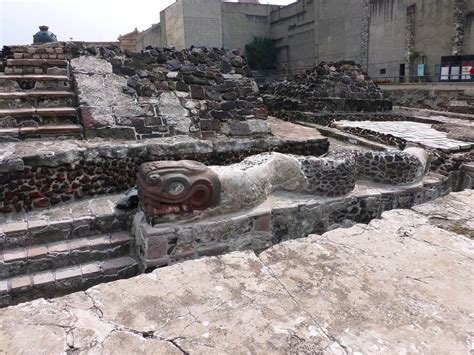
405;5;416;82
452;0;467;55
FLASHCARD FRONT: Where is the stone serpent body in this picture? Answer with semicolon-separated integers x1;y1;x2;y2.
136;148;429;223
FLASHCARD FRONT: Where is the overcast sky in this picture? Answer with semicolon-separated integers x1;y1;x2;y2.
0;0;296;46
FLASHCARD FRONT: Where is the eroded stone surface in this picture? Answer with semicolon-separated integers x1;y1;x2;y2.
1;191;472;354
260;207;474;353
412;189;474;238
0;252;338;354
71;56;113;75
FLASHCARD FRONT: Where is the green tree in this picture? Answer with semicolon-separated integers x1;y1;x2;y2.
244;37;276;70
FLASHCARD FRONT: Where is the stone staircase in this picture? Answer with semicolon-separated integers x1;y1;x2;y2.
0;44;83;141
0;194;138;307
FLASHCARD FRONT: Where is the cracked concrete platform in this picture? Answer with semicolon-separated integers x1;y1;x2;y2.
0;191;473;354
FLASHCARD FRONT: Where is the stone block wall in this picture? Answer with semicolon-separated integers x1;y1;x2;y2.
264;61;392;117
69;43;270;140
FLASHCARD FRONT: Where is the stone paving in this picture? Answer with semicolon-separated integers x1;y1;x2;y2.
334;120;473;151
0;190;472;354
267;117;325;141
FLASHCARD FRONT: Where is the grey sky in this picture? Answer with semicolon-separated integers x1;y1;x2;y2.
0;0;296;46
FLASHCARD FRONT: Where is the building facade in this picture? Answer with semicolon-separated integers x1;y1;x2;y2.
118;28;140;52
123;0;474;82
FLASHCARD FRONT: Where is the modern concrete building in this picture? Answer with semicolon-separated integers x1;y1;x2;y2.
157;0;279;50
368;0;474;82
123;0;474;82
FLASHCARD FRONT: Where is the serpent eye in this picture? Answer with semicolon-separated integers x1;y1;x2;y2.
167;181;185;195
147;173;162;185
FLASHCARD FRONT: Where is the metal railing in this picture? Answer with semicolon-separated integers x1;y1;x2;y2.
372;75;474;84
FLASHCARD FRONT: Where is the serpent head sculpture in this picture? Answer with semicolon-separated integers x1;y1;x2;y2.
137;160;221;220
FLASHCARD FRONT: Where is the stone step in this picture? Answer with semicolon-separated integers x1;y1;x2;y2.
0;91;75;99
0;107;76;117
0;193;131;247
5;67;68;76
6;59;68;67
0;74;69;82
0;124;82;140
0;256;138;307
0;91;76;110
0;74;70;91
0;231;133;278
7;45;64;52
6;46;66;61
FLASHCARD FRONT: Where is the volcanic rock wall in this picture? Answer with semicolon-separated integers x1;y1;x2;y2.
264;61;392;115
70;43;270;140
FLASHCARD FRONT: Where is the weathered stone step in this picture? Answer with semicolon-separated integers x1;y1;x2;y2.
0;91;75;99
5;66;68;76
0;107;76;117
0;193;131;246
0;124;82;140
0;74;70;91
0;74;69;82
6;59;68;67
0;256;138;307
0;91;76;110
0;231;133;278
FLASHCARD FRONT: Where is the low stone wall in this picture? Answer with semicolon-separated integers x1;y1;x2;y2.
0;137;329;213
271;111;440;126
134;172;455;270
265;97;392;115
69;44;270;140
385;88;474;114
324;124;473;188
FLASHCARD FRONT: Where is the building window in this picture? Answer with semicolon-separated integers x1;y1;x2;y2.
380;68;387;75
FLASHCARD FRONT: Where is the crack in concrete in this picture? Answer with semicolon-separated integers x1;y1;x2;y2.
168;338;190;355
255;252;349;355
81;289;191;354
83;290;104;319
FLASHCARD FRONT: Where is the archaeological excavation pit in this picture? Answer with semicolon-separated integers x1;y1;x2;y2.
0;43;472;346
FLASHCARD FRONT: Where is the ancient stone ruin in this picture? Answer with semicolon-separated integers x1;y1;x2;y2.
0;42;472;354
71;43;269;140
264;61;392;114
